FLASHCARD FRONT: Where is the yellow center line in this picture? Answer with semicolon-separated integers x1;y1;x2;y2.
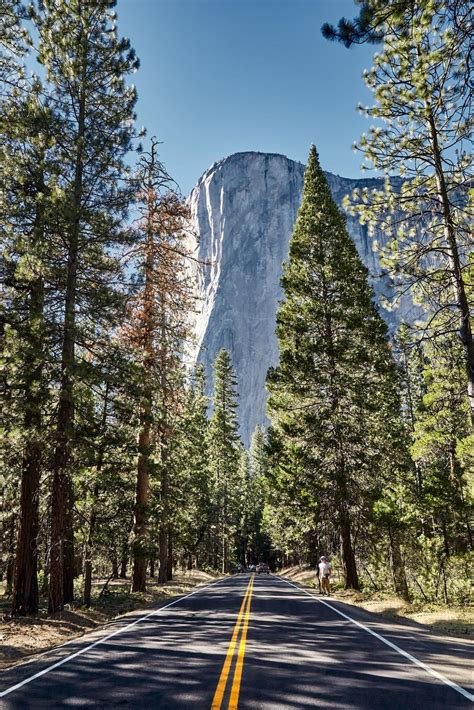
228;576;254;710
211;575;255;710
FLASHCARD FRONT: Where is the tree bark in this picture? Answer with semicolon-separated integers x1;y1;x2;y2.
119;545;128;579
158;520;168;584
83;547;93;608
12;217;45;614
131;419;151;592
388;528;410;601
83;484;98;608
83;384;109;607
4;517;16;596
62;476;75;604
340;512;359;590
131;190;155;593
166;527;173;581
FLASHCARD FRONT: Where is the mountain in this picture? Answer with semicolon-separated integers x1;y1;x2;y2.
187;151;415;446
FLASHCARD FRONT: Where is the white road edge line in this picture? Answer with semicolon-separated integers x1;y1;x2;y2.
0;576;227;699
277;576;473;702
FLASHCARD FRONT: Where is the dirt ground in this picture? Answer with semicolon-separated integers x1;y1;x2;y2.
280;566;473;638
0;570;215;670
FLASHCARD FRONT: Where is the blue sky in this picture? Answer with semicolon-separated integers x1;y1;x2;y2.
118;0;377;194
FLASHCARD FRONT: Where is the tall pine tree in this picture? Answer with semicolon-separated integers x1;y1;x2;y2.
340;0;473;426
32;0;139;611
207;349;242;573
127;139;193;590
175;365;212;569
267;145;405;589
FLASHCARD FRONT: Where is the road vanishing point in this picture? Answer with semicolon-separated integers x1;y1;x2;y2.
0;574;472;708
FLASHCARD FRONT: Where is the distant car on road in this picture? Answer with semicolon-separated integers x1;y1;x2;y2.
248;564;256;572
256;563;269;574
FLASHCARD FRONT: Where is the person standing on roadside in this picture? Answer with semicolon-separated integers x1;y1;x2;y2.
318;556;331;596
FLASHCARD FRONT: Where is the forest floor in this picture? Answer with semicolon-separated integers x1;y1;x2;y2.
0;570;216;670
280;566;473;638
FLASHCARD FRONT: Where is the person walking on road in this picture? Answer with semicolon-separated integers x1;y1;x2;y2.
318;556;331;596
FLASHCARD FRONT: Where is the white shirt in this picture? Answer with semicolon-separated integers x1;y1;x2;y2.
318;561;330;577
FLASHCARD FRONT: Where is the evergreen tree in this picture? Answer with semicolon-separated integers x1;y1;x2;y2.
245;427;271;565
175;365;212;569
127;139;193;590
1;3;62;613
207;349;242;573
267;145;405;589
3;100;59;615
0;0;29;94
411;329;473;553
236;449;251;566
322;0;406;47
339;0;473;425
31;0;139;611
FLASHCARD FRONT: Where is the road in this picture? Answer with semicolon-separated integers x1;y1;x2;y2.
0;574;472;708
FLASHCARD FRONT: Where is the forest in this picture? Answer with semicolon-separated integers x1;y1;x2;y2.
1;0;472;621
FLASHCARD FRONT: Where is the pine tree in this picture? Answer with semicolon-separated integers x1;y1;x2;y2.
1;2;64;613
175;365;212;569
127;139;193;591
411;329;473;553
245;427;271;564
31;0;139;611
207;349;242;573
267;145;405;589
340;0;473;426
0;0;29;94
3;101;59;615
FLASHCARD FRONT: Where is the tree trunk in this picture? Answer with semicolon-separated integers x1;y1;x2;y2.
388;528;410;601
340;513;359;590
167;527;173;581
83;548;93;609
83;385;109;607
131;423;151;592
158;426;172;583
12;184;46;616
426;103;474;427
49;466;68;612
149;559;155;578
5;518;16;596
6;557;14;597
12;440;41;614
119;545;128;579
131;187;157;594
83;485;98;608
62;476;75;604
158;523;168;584
221;486;227;574
48;56;86;613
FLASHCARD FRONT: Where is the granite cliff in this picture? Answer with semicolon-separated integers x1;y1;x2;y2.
187;152;414;446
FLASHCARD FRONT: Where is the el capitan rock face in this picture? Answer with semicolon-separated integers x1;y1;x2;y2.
187;151;414;446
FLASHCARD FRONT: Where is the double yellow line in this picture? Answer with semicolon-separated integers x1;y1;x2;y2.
211;575;255;710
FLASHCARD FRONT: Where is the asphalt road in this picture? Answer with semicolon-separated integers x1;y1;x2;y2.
0;574;472;709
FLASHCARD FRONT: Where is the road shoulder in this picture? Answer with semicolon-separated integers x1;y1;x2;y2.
278;566;472;639
0;571;218;673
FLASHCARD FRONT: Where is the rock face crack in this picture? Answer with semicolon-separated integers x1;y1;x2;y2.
187;151;416;446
